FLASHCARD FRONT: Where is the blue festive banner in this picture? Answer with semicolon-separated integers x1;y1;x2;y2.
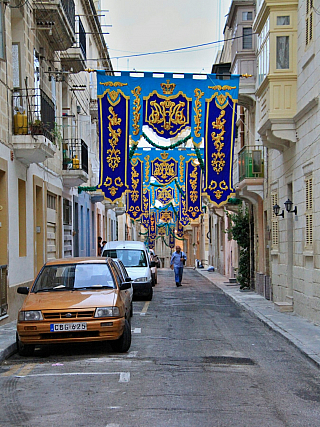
169;225;175;249
155;186;174;205
176;220;184;239
157;224;167;237
179;191;190;226
151;153;178;185
149;211;157;239
185;159;202;220
97;82;129;202
141;189;150;229
203;87;237;206
126;158;143;220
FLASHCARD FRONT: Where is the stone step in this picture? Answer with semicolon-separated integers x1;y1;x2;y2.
229;278;237;283
274;302;294;313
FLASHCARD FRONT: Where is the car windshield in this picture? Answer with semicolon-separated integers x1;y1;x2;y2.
32;264;116;292
103;249;147;267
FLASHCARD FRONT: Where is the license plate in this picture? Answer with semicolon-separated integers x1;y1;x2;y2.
50;323;87;332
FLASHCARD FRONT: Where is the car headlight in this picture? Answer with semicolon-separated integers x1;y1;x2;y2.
134;277;148;282
18;311;43;321
94;307;120;318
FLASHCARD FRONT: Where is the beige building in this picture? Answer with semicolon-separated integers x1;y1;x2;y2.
0;0;116;324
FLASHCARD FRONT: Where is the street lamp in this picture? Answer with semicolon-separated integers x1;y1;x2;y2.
284;199;297;215
273;204;284;218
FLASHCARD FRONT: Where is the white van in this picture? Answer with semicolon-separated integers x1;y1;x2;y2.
102;241;154;300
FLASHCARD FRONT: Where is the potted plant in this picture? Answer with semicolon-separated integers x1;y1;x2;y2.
29;119;44;135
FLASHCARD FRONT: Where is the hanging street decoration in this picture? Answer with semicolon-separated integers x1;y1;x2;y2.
157;224;167;237
179;191;190;226
126;158;143;220
169;225;175;249
96;71;240;209
141;189;150;229
185;159;202;220
97;80;130;203
176;220;184;239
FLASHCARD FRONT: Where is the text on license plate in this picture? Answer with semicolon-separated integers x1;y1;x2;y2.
50;323;87;332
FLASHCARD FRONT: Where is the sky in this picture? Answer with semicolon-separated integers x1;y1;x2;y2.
102;0;232;74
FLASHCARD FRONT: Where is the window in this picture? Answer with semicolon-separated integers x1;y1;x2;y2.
277;16;290;26
305;177;313;247
12;44;21;89
271;193;279;249
63;199;72;225
242;12;253;21
243;27;253;49
0;4;5;60
18;179;27;257
257;18;270;86
47;193;57;210
276;36;289;69
306;0;313;45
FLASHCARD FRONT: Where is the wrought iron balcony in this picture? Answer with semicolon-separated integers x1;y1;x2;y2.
62;139;88;187
237;145;265;204
33;0;75;51
60;16;86;72
12;88;56;164
238;145;264;182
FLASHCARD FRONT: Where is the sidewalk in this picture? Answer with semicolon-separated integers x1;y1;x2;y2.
2;270;320;366
197;269;320;367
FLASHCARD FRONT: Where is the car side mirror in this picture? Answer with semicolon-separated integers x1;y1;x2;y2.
120;282;131;291
125;277;132;282
17;287;29;295
150;261;156;268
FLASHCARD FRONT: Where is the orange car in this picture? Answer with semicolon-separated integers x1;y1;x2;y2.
16;257;132;356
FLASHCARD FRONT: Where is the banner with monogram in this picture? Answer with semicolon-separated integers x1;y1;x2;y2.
126;158;143;220
185;159;202;220
141;189;150;229
96;71;239;207
203;87;238;206
157;224;167;237
155;186;174;205
169;225;175;249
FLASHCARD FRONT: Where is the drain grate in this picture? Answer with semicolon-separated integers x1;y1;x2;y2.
202;356;255;365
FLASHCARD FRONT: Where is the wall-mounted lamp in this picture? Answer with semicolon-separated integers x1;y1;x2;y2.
284;199;297;215
273;204;284;218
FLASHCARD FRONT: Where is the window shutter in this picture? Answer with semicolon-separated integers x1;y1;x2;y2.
305;177;313;247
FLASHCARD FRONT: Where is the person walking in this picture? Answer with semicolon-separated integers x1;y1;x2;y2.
170;245;187;287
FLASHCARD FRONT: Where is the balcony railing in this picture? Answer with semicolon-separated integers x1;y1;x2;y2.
78;16;86;59
0;265;7;317
61;0;75;33
238;145;265;182
13;88;55;143
63;139;88;173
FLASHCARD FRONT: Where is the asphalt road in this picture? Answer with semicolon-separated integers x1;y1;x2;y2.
1;268;320;427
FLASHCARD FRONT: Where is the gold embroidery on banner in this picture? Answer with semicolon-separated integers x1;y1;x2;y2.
189;163;199;203
160;152;169;160
153;161;176;181
148;99;188;135
130;162;140;203
107;107;122;171
208;85;236;91
158;226;166;236
194;88;204;137
160;210;172;223
143;191;149;214
156;187;174;204
179;155;185;183
103;176;124;197
211;109;226;174
108;91;120;103
131;86;141;136
100;82;128;87
161;80;176;95
144;155;150;183
208;180;229;200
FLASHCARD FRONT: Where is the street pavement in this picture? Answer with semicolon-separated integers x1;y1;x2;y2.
1;268;320;367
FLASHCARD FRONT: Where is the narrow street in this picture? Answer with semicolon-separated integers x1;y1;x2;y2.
1;268;320;427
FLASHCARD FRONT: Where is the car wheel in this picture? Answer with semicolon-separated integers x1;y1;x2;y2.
111;319;131;353
16;333;34;357
146;287;153;301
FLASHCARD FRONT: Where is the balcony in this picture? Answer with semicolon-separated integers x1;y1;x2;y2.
33;0;75;51
62;139;88;187
12;89;56;165
60;16;86;72
237;145;265;204
89;98;98;120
